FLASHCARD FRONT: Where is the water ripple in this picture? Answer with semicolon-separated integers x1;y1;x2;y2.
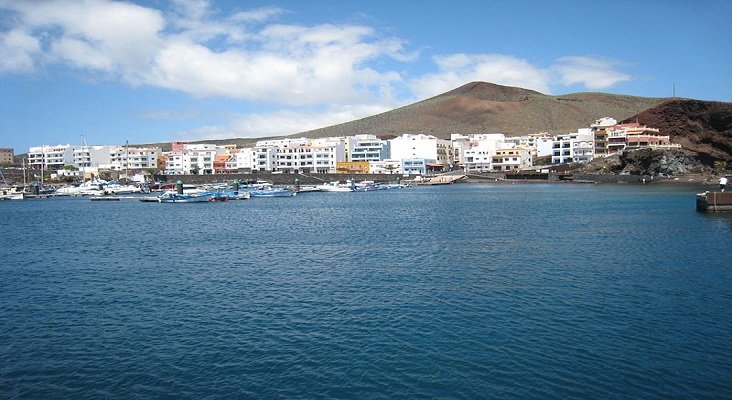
1;186;731;399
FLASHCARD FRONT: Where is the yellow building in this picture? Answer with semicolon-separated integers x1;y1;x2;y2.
336;161;370;174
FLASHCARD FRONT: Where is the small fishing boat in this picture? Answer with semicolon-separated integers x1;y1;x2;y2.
249;188;296;198
158;190;212;203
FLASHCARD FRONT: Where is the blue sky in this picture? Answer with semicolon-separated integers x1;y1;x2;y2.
1;0;730;154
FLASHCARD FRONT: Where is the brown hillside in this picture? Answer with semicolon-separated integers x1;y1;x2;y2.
622;99;732;165
301;81;665;140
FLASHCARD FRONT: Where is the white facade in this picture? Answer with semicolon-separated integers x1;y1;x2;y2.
73;145;111;170
346;134;388;162
252;146;278;172
535;135;555;158
389;134;439;161
164;144;222;174
250;138;345;173
29;143;161;173
462;134;506;172
389;134;453;169
109;147;160;171
450;134;472;166
402;158;428;175
551;129;595;164
27;145;74;169
504;132;553;158
229;148;254;171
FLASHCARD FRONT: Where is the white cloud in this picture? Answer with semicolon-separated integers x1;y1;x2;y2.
553;56;631;90
0;29;41;73
0;0;636;144
410;54;552;98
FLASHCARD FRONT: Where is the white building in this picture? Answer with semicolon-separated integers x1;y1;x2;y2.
389;134;453;171
252;146;279;172
345;134;388;162
551;129;595;164
462;133;506;172
449;134;472;166
504;132;554;158
108;146;160;171
73;145;111;170
27;145;74;169
28;143;162;174
249;137;345;173
164;144;222;174
229;147;254;171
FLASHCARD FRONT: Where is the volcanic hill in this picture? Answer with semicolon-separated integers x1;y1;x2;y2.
622;99;732;164
300;81;665;140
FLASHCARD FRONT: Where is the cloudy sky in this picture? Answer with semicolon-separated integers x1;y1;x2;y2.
1;0;730;153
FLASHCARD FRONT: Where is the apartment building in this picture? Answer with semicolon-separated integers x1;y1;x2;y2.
0;148;14;165
492;147;532;171
552;129;595;164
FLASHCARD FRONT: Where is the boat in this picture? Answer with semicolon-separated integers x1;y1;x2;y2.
0;187;25;200
249;187;296;198
225;191;251;200
54;179;108;196
158;192;212;203
103;182;141;195
158;189;212;203
314;181;355;192
295;185;321;193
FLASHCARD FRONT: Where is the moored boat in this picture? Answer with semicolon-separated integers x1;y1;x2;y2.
314;181;355;192
0;187;25;200
249;187;296;197
158;190;212;203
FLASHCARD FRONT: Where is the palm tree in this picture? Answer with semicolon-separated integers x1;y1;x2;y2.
714;160;727;174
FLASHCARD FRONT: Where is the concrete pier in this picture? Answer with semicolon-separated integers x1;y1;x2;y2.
696;191;732;212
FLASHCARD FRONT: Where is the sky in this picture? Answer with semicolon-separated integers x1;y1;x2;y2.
1;0;731;153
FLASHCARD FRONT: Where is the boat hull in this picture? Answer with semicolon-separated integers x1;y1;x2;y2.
249;189;296;197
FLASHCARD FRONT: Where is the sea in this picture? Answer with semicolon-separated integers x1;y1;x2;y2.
1;183;731;399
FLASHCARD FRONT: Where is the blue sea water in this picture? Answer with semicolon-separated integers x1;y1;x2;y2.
1;184;731;399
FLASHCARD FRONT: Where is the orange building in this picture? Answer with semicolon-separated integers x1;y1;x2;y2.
336;161;370;174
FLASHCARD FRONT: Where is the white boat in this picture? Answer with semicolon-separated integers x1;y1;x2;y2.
0;187;25;200
158;189;212;203
55;179;108;196
226;191;251;200
103;182;141;195
249;187;296;197
314;181;355;192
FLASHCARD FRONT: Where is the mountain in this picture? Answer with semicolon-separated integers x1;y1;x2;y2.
299;81;665;140
622;99;732;164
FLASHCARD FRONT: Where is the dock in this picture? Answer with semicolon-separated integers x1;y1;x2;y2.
696;191;732;212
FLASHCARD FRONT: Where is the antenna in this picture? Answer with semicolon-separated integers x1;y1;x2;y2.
672;82;676;98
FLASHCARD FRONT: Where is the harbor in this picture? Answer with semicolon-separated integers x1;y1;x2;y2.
2;183;731;399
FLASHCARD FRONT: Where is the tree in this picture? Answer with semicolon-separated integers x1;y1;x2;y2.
714;160;728;173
